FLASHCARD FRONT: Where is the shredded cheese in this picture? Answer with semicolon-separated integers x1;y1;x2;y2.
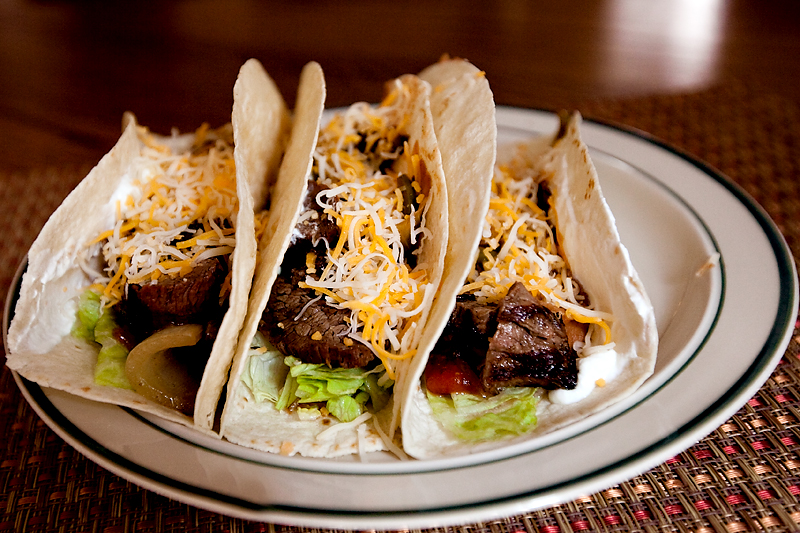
88;124;238;308
301;80;432;379
461;154;613;347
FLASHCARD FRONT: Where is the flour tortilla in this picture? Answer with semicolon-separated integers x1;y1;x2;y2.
195;59;289;431
398;57;497;450
6;62;289;432
220;69;451;458
402;111;658;459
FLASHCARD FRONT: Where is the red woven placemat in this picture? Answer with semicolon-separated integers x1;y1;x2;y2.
2;80;800;532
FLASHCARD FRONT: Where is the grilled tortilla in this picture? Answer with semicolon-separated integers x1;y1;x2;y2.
6;60;289;433
402;108;658;459
220;67;450;458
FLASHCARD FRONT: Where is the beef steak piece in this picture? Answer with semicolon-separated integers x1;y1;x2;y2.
433;296;498;369
427;282;579;396
482;282;578;393
262;264;375;369
123;257;228;337
291;180;340;248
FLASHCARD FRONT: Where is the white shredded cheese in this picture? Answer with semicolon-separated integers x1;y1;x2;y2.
300;81;433;380
316;412;374;439
461;148;618;402
461;155;613;343
86;124;238;307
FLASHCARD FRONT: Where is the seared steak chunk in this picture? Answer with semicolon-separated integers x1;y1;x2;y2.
482;282;577;393
261;263;375;369
427;282;578;395
292;180;340;247
122;257;228;339
433;296;497;368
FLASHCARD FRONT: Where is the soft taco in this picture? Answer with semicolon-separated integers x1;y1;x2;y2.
402;106;658;458
6;59;290;432
220;66;450;457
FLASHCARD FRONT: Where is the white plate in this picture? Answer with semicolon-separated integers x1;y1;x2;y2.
4;108;797;530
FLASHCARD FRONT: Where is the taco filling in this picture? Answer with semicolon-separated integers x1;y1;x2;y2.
75;122;238;415
423;138;616;441
241;79;437;424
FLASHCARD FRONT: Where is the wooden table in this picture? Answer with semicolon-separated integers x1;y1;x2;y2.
3;1;800;532
2;0;799;173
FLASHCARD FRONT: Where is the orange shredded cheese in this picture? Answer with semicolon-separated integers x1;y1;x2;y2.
87;124;237;308
301;79;433;379
461;149;613;347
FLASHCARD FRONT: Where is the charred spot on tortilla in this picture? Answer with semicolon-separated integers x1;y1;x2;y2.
585;177;595;200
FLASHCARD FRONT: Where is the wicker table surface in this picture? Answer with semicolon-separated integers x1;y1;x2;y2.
2;80;800;533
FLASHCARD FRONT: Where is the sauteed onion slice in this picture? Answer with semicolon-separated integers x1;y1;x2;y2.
125;324;204;415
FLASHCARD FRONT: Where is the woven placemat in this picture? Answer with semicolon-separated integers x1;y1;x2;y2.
2;80;800;532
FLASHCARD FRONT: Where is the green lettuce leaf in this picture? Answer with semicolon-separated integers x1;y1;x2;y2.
426;387;540;442
326;395;365;422
94;342;132;389
275;368;299;412
242;339;394;423
72;290;133;390
241;332;289;403
93;307;133;389
363;373;391;412
71;289;102;341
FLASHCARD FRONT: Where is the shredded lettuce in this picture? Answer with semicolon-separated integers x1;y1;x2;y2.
94;342;132;389
426;387;540;441
242;334;393;423
326;395;365;422
72;289;133;389
241;333;288;403
92;306;133;389
71;289;102;341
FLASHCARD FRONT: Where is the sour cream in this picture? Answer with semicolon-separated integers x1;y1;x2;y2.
549;343;619;405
